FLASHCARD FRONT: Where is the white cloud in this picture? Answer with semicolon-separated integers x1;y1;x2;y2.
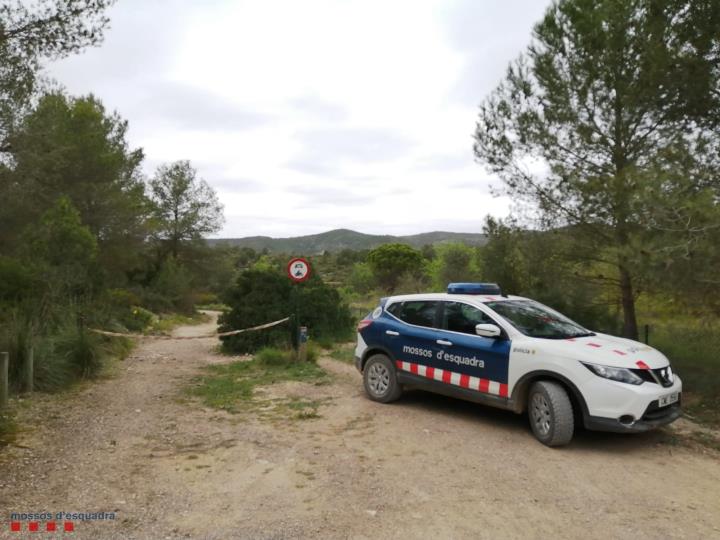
46;0;552;238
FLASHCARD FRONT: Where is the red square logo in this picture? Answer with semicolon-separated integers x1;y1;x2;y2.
29;522;39;532
47;522;57;532
64;521;74;532
10;522;21;532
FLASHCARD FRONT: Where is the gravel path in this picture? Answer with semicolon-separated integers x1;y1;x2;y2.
1;313;719;539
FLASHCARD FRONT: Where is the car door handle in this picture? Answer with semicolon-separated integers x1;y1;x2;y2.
385;330;400;336
436;339;453;346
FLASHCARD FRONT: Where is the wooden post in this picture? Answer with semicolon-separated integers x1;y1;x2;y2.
298;326;308;362
24;346;33;394
0;352;8;408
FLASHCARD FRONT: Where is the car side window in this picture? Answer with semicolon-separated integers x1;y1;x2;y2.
442;302;495;335
391;301;438;328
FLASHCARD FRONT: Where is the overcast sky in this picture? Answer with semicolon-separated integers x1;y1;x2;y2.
47;0;551;238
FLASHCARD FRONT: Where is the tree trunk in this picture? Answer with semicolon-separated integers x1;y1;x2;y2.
618;266;638;340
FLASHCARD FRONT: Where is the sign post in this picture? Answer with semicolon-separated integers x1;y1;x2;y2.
287;258;311;361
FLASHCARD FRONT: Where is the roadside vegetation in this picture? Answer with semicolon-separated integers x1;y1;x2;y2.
187;347;329;419
0;2;231;440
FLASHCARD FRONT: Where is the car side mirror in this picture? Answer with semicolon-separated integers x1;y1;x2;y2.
476;323;502;338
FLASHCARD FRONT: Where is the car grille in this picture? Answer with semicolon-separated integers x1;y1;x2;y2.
630;366;675;388
642;397;681;422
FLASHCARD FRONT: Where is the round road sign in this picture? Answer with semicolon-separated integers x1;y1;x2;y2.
287;257;311;282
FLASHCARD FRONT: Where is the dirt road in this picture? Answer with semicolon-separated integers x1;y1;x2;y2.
1;313;719;539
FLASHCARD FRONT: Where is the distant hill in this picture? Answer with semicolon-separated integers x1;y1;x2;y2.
207;228;487;253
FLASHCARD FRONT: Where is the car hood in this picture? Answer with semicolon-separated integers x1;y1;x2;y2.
523;332;670;369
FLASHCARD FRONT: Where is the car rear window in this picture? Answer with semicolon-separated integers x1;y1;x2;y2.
387;301;438;328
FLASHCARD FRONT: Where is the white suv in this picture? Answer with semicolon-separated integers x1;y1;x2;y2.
354;283;682;446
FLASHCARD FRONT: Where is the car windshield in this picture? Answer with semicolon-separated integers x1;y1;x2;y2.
485;299;593;339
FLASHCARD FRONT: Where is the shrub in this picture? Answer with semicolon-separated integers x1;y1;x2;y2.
120;306;156;332
32;334;76;392
53;324;105;379
219;268;353;354
149;257;195;314
255;347;292;366
306;342;320;363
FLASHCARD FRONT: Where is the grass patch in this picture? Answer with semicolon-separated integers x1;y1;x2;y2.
648;322;720;427
285;398;328;420
187;347;329;413
329;342;355;364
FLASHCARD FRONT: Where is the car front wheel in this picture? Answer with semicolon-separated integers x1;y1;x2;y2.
528;380;574;447
363;354;402;403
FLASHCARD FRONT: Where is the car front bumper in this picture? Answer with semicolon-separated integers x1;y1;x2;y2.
582;371;682;421
585;399;682;433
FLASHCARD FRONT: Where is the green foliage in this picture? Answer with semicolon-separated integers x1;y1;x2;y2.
347;262;374;294
430;242;481;290
207;229;487;253
253;345;319;365
329;343;355;364
255;347;292;366
22;196;99;298
187;351;328;412
0;256;39;302
220;268;354;354
0;0;114;150
367;243;426;293
474;0;720;338
53;325;104;379
149;257;195;313
3;93;148;280
122;306;156;333
149;161;224;259
306;342;320;363
393;271;432;295
481;218;619;333
643;320;720;426
0;310;33;388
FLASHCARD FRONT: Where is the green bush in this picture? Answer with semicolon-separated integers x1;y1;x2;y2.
306;342;320;363
120;306;156;332
219;268;353;354
253;344;319;365
31;333;76;392
254;347;291;366
150;257;195;314
54;325;105;379
649;322;720;425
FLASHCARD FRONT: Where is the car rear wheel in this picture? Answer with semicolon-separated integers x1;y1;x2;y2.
363;354;402;403
528;381;574;447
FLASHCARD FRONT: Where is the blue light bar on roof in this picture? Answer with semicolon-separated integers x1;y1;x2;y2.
447;283;502;295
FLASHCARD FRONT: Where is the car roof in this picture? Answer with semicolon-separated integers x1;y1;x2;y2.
385;292;528;304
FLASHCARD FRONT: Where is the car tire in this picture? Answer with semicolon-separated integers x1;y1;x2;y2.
363;354;402;403
528;381;574;447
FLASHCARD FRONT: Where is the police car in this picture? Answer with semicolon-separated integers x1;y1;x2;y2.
354;283;682;446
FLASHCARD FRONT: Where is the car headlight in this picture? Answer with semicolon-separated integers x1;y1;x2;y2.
581;362;644;385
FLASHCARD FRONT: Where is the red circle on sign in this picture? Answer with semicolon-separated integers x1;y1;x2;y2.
287;257;311;282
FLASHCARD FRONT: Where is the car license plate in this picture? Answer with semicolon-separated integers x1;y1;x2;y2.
658;392;679;407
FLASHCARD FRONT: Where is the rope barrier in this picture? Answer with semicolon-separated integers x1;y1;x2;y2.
89;316;291;340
